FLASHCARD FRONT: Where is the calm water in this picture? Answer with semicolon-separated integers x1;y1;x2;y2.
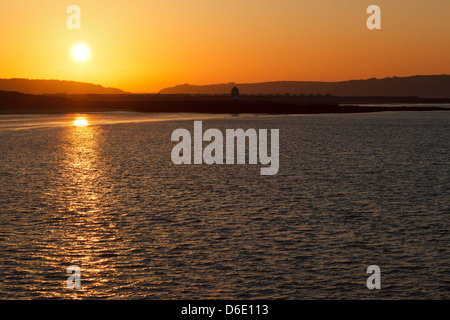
0;111;448;299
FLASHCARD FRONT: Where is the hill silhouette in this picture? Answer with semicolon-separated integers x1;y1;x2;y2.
0;78;126;95
160;75;450;98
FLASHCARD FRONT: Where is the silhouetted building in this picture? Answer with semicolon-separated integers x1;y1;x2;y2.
231;86;239;100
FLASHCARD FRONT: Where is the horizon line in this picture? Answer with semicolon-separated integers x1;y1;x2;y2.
1;73;449;94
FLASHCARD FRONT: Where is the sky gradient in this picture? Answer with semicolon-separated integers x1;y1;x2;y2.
1;0;449;92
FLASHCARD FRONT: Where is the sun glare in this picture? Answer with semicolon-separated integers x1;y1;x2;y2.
71;43;90;62
73;118;89;126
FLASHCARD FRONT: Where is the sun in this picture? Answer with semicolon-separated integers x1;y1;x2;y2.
71;43;91;62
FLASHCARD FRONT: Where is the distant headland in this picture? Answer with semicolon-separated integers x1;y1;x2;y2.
0;78;126;95
160;75;450;99
1;75;450;115
2;75;450;98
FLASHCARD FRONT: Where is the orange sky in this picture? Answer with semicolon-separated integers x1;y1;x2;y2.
1;0;449;92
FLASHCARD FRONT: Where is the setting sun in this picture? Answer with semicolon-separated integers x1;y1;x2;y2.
71;43;90;63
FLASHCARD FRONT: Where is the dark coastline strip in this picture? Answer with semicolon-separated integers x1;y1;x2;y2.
0;91;449;114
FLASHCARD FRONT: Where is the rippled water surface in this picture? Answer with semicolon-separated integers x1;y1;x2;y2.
0;111;448;299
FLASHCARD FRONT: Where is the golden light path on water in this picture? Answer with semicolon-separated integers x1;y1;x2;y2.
37;114;146;298
62;119;106;298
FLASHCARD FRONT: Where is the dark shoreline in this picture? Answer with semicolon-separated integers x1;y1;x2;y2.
0;91;449;115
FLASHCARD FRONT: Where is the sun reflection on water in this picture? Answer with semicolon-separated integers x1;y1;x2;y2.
73;117;89;127
41;119;127;298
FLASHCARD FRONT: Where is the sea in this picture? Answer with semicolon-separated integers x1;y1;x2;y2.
0;110;448;299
